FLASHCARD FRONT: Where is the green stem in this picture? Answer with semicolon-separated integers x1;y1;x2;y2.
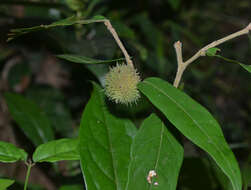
24;161;33;190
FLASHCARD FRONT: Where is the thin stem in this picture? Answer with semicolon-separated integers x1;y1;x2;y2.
24;160;34;190
174;41;183;67
78;19;133;66
104;20;133;67
173;41;184;87
173;65;185;88
173;22;251;88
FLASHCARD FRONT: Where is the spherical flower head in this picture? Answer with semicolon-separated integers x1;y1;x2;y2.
105;63;141;105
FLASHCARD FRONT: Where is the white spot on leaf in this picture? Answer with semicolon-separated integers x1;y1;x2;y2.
147;170;157;184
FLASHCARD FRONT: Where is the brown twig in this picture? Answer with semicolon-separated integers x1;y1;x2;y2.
104;20;133;67
173;22;251;88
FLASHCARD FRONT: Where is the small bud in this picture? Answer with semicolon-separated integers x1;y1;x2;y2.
104;63;141;105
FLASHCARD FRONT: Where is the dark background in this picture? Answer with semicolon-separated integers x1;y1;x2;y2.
0;0;250;189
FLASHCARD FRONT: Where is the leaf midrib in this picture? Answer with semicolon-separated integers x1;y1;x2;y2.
143;80;237;190
98;93;119;190
35;150;78;162
149;122;164;190
0;154;19;161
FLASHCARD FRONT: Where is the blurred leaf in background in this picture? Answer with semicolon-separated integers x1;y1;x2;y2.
0;178;15;190
5;93;54;146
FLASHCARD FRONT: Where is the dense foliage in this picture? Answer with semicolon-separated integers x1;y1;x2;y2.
0;0;251;190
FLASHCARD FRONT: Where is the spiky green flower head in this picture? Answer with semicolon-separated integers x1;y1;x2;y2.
105;63;141;105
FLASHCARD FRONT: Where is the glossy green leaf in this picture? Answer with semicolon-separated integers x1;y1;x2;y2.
5;93;54;146
56;54;125;65
138;77;242;190
126;114;184;190
33;138;79;163
0;178;15;190
79;83;137;190
7;15;107;41
0;141;27;163
206;47;221;56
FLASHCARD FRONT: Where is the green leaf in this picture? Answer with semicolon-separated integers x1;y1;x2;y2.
0;141;27;163
7;15;107;41
210;158;232;190
56;54;125;65
5;93;54;146
206;49;251;73
239;63;251;73
138;77;242;190
79;83;137;190
33;138;79;163
206;47;221;56
59;184;83;190
126;114;184;190
0;178;15;190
